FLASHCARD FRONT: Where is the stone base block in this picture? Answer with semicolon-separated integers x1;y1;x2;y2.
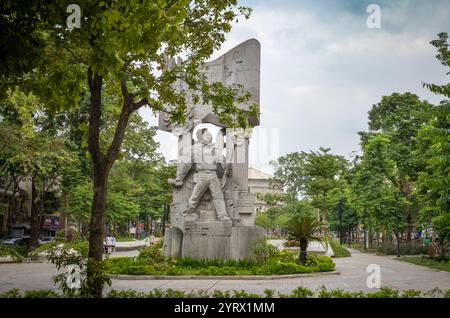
166;224;264;260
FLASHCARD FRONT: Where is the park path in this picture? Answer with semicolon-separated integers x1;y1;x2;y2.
0;249;449;295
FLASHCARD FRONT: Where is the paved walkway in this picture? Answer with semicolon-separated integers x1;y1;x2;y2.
0;249;449;295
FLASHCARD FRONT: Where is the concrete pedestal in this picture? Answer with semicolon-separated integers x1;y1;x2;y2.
164;218;264;260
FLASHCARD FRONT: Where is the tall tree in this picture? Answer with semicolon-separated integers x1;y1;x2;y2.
416;32;450;243
2;1;255;296
352;134;403;247
363;92;433;240
303;147;347;223
0;89;72;249
270;152;308;201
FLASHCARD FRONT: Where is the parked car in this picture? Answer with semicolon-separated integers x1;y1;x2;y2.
39;237;56;245
0;236;31;247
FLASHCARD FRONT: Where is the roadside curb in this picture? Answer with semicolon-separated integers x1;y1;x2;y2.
109;271;340;280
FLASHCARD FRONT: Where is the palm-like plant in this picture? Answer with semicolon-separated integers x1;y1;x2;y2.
284;214;327;265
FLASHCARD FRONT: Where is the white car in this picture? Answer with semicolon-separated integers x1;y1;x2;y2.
0;236;31;247
39;237;56;245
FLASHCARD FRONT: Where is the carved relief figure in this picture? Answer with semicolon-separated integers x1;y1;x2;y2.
168;128;230;222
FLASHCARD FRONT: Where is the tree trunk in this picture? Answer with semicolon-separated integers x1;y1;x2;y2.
299;238;308;265
85;69;136;297
86;163;108;297
406;212;412;243
149;216;153;236
29;175;40;250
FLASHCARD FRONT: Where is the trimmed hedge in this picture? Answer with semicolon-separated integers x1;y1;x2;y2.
1;286;449;298
328;240;351;258
377;242;428;255
399;256;450;272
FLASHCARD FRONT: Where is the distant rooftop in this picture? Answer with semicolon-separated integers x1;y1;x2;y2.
248;167;273;180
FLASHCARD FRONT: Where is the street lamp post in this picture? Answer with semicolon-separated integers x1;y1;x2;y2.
396;208;400;258
363;210;367;251
348;223;351;248
338;200;343;245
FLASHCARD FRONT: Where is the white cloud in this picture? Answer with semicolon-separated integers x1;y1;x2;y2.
141;1;450;174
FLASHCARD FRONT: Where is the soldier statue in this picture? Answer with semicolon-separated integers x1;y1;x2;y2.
168;128;230;222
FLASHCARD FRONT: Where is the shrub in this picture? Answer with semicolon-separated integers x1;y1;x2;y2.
0;245;26;261
103;238;336;276
328;240;351;258
377;242;428;255
255;259;312;275
104;254;335;276
3;286;449;298
251;238;279;264
277;250;297;263
290;286;314;298
0;289;22;298
106;289;146;298
315;255;336;272
137;240;165;263
174;257;256;269
23;289;60;298
318;286;365;298
367;287;399;298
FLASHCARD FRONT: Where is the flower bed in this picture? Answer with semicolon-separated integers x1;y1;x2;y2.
103;242;335;276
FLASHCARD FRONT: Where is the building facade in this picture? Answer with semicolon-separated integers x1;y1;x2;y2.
248;167;283;213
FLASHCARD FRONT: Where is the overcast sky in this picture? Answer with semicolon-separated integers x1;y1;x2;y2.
141;0;450;174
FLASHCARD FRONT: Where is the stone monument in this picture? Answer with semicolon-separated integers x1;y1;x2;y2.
160;39;264;260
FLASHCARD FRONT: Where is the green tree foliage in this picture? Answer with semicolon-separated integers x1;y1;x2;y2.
1;1;255;297
416;32;450;242
268;148;347;236
270;152;308;201
0;89;73;249
303;147;347;223
361;92;433;240
352;134;403;246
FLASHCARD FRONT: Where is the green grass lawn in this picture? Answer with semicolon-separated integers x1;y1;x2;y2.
399;256;450;272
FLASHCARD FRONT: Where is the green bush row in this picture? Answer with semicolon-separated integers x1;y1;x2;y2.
0;245;27;261
2;286;449;298
29;240;89;257
377;242;428;255
399;256;450;272
328;240;351;258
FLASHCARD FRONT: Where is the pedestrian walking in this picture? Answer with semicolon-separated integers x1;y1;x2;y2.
111;235;116;253
106;234;113;254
